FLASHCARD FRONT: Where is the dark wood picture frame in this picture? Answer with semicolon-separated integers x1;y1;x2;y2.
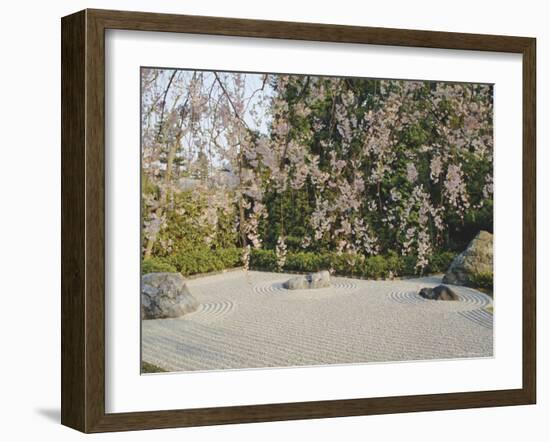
61;8;536;433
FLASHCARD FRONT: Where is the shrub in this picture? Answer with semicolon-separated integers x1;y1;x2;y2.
364;255;388;279
249;249;277;271
169;247;243;276
471;271;493;291
385;250;403;275
284;236;304;251
250;248;459;279
400;254;418;276
427;251;456;273
215;247;243;268
327;253;359;275
141;257;178;274
153;245;461;280
284;251;332;273
148;190;239;258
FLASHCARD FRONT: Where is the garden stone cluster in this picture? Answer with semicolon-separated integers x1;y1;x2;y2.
284;270;331;290
141;273;199;319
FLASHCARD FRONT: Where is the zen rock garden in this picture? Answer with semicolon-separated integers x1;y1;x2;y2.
140;232;493;371
140;70;495;371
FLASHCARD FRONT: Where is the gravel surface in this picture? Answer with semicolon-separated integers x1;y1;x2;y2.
142;270;493;372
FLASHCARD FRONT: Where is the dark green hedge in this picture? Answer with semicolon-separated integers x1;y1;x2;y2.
470;271;493;291
144;247;456;279
168;247;242;276
141;257;178;274
250;249;455;279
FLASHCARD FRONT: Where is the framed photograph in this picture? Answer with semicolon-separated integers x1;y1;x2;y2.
61;9;536;433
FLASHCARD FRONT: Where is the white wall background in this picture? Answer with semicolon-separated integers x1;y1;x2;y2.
0;0;546;440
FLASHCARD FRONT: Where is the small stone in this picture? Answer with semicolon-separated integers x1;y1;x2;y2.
419;285;459;301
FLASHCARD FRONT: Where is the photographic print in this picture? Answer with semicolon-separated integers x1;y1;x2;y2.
140;68;494;374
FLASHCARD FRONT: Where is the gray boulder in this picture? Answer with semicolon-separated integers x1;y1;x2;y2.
141;273;199;319
443;231;493;287
419;285;459;301
284;270;331;290
284;275;309;290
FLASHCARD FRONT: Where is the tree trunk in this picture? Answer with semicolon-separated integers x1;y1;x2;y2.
237;146;248;248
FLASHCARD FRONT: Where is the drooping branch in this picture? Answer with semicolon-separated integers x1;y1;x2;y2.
155;70;178;142
213;72;251;130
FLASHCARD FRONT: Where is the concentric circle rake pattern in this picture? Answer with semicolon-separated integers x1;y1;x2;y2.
193;300;234;319
388;291;424;305
253;279;357;295
458;309;493;329
388;289;491;309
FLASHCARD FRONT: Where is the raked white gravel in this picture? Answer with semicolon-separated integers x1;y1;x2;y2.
142;270;493;372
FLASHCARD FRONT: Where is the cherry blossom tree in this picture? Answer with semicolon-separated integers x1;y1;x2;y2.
141;68;493;273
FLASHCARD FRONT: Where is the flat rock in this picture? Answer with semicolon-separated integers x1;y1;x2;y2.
284;270;331;290
418;285;459;301
141;272;199;319
443;231;493;287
